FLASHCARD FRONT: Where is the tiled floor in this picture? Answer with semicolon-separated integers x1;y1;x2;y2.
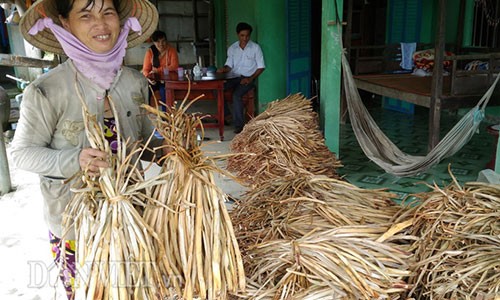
337;98;498;201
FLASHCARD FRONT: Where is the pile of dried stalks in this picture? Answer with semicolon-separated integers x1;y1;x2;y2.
142;94;245;299
230;174;414;299
231;175;402;241
393;178;500;299
227;94;342;185
64;95;171;299
225;91;498;298
243;225;413;299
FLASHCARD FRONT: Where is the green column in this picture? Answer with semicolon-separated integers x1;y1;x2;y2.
255;0;287;110
462;0;475;47
320;0;343;154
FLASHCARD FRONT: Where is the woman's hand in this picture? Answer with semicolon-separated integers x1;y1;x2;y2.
79;148;109;176
147;77;157;85
147;70;158;85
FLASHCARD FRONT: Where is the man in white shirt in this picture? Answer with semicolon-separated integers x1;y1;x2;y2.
218;22;265;133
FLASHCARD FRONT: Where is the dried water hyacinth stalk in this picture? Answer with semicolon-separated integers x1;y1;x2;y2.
231;174;403;248
142;91;245;300
63;91;175;299
392;176;500;300
227;94;342;185
240;225;414;300
229;174;414;298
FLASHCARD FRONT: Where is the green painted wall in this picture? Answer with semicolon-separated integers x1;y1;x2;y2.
419;0;434;43
320;0;343;154
214;0;287;113
255;0;287;108
445;1;460;44
462;0;475;46
420;0;475;47
215;0;256;67
226;1;256;44
411;0;460;44
216;0;342;153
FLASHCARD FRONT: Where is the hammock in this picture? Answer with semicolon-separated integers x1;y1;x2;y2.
341;52;500;177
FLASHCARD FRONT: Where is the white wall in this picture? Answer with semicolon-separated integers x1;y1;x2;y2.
124;42;151;68
125;0;211;68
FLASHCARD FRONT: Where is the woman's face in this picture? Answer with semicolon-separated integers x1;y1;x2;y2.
59;0;121;53
153;38;168;53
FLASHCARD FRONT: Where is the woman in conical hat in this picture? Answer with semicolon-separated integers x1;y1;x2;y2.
11;1;160;298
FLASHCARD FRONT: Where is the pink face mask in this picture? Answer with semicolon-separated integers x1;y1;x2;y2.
29;17;142;90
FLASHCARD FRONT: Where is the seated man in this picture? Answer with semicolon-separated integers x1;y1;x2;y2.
142;30;179;108
218;22;265;133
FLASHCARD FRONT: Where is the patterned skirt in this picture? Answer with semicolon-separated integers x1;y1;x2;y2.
49;231;76;300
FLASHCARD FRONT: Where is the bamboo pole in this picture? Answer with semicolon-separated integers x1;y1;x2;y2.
0;54;58;68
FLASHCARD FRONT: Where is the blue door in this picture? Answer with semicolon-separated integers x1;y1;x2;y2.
287;0;312;97
384;0;423;114
387;0;422;43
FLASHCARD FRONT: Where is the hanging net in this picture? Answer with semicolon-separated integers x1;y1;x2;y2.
341;52;500;177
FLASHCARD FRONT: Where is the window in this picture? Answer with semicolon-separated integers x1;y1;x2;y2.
471;0;500;48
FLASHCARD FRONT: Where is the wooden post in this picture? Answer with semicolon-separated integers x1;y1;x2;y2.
192;0;199;42
0;85;11;195
14;0;27;16
208;0;215;66
0;55;56;195
496;131;500;173
455;0;466;54
429;0;446;150
344;0;353;59
0;54;58;68
0;127;12;195
340;0;354;124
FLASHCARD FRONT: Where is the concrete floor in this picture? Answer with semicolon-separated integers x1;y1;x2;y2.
143;125;249;201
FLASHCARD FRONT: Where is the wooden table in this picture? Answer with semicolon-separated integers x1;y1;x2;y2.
161;72;228;141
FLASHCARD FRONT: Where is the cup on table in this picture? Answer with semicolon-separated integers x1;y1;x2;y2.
177;67;184;78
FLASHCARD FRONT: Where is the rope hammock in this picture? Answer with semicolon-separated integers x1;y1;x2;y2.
341;52;500;177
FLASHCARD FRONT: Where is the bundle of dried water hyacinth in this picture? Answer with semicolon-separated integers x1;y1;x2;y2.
231;174;403;244
142;93;245;300
230;174;414;299
393;177;500;300
63;93;173;299
227;94;342;185
242;225;413;300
